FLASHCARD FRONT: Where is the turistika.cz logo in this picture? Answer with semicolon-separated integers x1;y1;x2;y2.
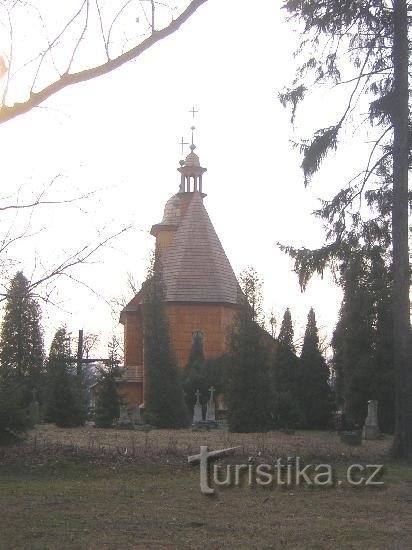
188;446;385;495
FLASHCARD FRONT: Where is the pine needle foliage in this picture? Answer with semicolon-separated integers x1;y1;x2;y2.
271;308;303;429
332;249;395;431
0;272;44;406
94;368;121;428
299;308;333;429
280;0;411;457
142;255;189;428
226;268;273;433
45;327;86;428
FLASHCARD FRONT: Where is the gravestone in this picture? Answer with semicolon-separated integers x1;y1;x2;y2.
129;406;142;425
205;386;216;422
192;390;203;424
363;400;380;440
118;405;132;427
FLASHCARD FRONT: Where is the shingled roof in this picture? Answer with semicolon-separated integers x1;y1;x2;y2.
161;192;240;304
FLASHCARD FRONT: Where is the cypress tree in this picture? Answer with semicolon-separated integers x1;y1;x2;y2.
94;368;121;428
94;336;122;428
373;298;395;432
332;250;395;431
143;255;189;428
45;327;86;428
0;272;44;406
182;333;226;413
331;316;346;412
271;308;302;429
182;332;206;411
274;308;300;395
300;308;333;429
226;268;272;433
332;259;375;427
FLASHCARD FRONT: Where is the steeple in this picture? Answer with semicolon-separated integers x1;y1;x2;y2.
150;116;208;253
161;192;239;304
178;126;207;194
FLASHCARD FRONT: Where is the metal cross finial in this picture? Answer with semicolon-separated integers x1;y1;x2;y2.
189;105;199;119
209;386;215;400
190;125;196;149
179;136;189;155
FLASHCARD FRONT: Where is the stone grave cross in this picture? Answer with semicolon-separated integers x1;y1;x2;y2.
206;386;216;422
192;389;203;424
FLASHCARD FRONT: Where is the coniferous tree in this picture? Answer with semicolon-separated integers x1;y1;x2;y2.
107;334;122;368
94;368;121;428
273;309;300;395
300;308;333;429
371;253;395;433
0;272;44;406
332;250;395;431
271;308;302;429
182;332;226;413
182;332;206;411
279;0;411;457
45;327;86;428
187;331;205;366
143;255;189;428
0;367;26;443
94;336;122;428
226;268;273;433
332;259;375;427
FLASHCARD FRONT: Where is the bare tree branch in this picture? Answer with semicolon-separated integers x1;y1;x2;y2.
0;224;132;304
95;0;109;60
0;0;208;125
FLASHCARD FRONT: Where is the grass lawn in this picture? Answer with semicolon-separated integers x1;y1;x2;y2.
0;426;411;549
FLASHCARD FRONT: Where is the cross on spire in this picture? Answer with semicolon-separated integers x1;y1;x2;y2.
179;136;189;155
190;125;196;150
189;105;198;119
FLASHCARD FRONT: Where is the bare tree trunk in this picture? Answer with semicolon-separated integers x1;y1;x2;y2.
391;0;411;459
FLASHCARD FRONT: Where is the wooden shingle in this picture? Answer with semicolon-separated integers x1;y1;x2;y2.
162;192;239;304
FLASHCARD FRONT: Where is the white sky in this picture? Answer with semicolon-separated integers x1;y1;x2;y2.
0;0;365;357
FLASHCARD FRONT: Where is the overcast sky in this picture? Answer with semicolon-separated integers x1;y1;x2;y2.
0;0;372;356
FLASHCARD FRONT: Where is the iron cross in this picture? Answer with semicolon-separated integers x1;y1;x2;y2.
189;105;199;119
179;136;189;155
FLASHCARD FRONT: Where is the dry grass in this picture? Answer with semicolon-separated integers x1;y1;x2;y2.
0;426;410;548
0;440;411;549
27;423;392;463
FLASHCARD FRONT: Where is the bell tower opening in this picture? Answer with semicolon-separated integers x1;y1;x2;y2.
178;126;207;194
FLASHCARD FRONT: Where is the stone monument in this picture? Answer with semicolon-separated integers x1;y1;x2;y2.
205;386;216;422
129;406;142;425
363;400;380;440
118;405;132;427
192;390;203;424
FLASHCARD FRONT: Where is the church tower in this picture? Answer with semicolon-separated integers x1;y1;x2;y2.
119;140;240;407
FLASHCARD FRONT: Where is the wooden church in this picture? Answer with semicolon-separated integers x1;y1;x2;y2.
118;142;240;408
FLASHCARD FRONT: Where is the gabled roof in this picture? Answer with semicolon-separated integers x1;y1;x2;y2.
161;192;239;304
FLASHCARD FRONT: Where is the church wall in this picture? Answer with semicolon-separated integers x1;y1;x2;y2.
124;312;143;367
120;302;237;406
118;382;143;408
165;302;238;369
